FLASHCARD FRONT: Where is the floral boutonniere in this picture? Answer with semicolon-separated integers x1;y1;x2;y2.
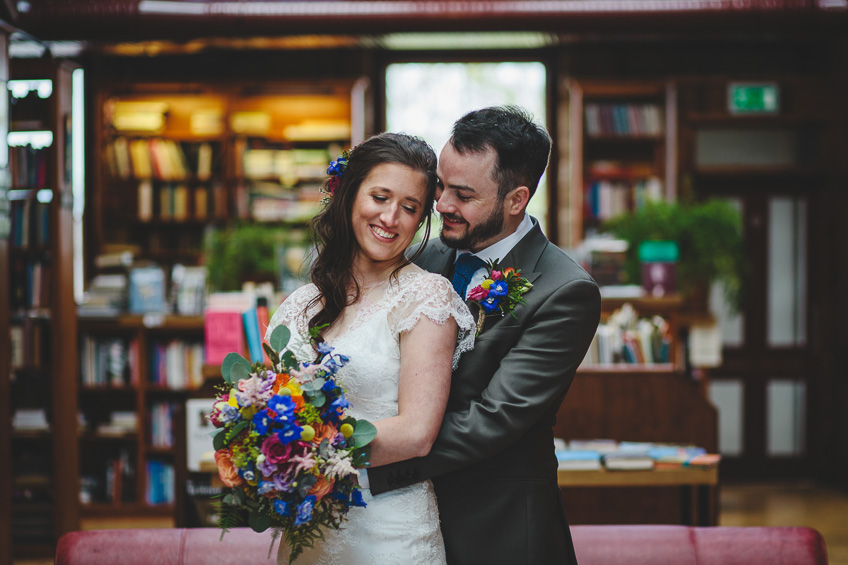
467;262;533;335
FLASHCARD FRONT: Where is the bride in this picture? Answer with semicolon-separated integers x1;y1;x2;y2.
266;132;475;564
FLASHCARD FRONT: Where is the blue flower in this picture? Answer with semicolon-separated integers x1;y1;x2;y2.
489;280;508;297
481;295;502;314
267;395;296;422
277;423;304;445
252;409;273;435
351;489;366;507
220;404;240;423
257;480;276;495
294;495;317;525
274;499;291;516
321;380;336;393
327;157;348;176
316;342;334;355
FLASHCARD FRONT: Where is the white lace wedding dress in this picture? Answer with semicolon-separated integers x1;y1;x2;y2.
265;268;475;565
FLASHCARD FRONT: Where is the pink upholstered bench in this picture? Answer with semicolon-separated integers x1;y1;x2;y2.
55;524;828;565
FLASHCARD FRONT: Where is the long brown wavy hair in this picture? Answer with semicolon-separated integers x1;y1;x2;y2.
307;132;437;342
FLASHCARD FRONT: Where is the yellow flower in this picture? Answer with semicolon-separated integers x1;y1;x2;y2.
240;405;257;420
481;279;493;290
227;390;239;407
286;380;302;396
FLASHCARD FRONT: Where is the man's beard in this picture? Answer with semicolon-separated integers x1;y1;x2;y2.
439;203;504;250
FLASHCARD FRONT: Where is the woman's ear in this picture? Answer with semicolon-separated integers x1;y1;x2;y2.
506;186;530;217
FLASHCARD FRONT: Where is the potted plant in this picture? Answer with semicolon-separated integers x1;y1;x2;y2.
204;223;311;292
600;199;747;313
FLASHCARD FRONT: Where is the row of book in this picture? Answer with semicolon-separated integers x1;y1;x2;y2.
204;288;276;367
149;401;177;448
10;145;48;188
246;181;323;223
582;305;672;366
235;141;333;182
106;137;219;181
79;263;207;317
136;180;228;222
150;340;205;390
79;335;139;387
145;460;176;505
9;198;50;249
10;321;45;370
555;439;721;471
80;448;136;505
9;258;52;310
584;103;664;137
583;177;664;222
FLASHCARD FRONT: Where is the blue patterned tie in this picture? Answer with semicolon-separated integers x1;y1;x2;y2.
452;253;487;299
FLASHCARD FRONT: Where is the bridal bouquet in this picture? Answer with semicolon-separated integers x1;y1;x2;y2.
210;325;375;563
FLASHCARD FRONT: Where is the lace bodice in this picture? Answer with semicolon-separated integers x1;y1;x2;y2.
266;269;475;422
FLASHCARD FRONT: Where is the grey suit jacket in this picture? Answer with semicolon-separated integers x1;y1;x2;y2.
369;219;600;565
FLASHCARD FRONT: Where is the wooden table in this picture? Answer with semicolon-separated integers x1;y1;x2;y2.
558;466;719;526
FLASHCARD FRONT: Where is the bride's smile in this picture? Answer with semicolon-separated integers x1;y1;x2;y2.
351;161;429;277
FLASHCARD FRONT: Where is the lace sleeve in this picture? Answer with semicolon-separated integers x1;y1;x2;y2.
390;273;476;369
265;284;318;342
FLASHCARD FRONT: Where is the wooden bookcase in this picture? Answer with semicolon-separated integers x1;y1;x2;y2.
563;79;677;248
4;57;80;561
88;80;354;272
76;315;205;524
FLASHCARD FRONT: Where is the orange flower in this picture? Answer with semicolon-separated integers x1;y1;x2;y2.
313;423;339;445
308;476;335;501
272;373;290;394
291;395;305;411
504;267;516;276
214;449;244;488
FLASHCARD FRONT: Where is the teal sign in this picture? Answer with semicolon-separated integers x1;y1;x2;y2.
729;83;780;114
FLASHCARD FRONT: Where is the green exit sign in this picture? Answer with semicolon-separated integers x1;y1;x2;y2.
728;83;780;114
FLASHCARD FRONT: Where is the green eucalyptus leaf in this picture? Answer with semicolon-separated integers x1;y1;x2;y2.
222;352;252;384
308;391;326;408
281;350;298;371
222;493;236;505
351;420;377;447
270;325;291;353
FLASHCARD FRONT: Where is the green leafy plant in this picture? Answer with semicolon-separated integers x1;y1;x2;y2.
204;223;309;291
600;200;748;312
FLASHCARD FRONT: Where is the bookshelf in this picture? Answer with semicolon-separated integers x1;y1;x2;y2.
4;57;80;560
77;315;204;523
89;80;353;273
0;30;11;565
565;79;677;247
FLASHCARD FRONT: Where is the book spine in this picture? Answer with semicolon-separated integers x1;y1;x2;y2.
242;308;263;364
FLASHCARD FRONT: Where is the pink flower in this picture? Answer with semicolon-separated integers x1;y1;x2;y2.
327;175;340;195
262;434;294;466
467;285;488;301
490;270;503;280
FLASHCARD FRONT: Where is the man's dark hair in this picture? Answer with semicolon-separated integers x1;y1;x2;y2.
450;105;551;200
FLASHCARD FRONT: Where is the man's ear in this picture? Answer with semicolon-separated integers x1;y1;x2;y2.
505;186;530;216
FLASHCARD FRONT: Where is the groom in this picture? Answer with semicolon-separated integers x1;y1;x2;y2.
368;106;601;564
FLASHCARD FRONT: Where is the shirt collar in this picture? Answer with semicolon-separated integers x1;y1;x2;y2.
459;213;533;265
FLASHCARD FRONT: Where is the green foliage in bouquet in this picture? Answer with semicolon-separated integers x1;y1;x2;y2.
210;325;375;563
600;199;748;313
